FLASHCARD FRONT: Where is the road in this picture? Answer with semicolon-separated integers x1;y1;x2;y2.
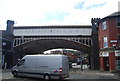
1;65;120;81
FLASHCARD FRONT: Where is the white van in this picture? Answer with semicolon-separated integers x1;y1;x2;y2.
11;54;69;80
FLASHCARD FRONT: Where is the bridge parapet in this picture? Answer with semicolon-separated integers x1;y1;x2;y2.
13;26;92;48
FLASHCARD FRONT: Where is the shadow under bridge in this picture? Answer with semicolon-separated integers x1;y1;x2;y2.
13;39;91;63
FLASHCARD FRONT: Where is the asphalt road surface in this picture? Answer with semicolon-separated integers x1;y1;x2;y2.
1;65;120;81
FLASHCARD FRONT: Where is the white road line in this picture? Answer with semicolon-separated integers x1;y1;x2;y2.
96;73;114;76
3;77;13;79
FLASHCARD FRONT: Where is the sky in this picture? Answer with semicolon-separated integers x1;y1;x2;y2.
0;0;119;30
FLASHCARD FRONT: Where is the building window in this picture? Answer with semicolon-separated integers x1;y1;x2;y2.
117;17;120;27
102;21;107;30
103;37;108;48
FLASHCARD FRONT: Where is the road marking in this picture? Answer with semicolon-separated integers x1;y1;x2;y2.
96;73;114;76
22;78;28;81
3;77;13;79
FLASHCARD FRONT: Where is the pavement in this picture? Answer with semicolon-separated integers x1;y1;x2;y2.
69;69;119;78
2;69;11;72
71;65;120;75
68;65;120;80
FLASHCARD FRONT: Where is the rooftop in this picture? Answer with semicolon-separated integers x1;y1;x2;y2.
100;11;120;21
107;11;120;17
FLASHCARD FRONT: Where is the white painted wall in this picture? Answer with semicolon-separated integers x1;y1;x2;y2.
13;28;92;36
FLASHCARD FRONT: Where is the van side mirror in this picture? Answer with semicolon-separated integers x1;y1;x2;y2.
17;59;25;66
18;59;20;62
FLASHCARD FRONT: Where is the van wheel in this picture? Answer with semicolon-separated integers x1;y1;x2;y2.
13;71;18;77
44;75;51;80
59;76;64;80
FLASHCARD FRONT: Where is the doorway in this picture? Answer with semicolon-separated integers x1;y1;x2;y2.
104;57;109;71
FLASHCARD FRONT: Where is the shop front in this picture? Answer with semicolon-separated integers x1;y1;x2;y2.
99;50;120;72
115;50;120;71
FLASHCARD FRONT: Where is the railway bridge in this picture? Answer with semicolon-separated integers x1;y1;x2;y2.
5;19;100;70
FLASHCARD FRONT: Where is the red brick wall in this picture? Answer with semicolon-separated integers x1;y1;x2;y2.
107;18;118;47
99;17;119;48
100;57;104;71
99;20;109;49
98;17;120;72
109;52;116;72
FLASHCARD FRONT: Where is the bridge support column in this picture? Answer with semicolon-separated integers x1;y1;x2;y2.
21;37;24;44
90;18;100;70
84;39;86;44
87;39;90;46
16;38;18;46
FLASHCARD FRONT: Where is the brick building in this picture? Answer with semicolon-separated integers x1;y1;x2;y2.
98;12;120;72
